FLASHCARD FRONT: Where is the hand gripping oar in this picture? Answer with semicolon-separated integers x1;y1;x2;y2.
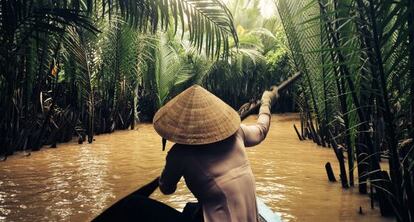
239;71;302;120
94;72;302;220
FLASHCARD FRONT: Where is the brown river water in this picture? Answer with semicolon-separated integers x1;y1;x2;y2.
0;114;394;222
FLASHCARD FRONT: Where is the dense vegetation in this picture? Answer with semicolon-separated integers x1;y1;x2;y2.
0;0;291;155
3;0;412;221
276;0;414;220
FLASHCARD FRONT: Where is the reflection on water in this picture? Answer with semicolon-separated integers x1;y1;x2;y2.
0;114;393;221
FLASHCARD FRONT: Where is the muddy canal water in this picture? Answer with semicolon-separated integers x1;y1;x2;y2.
0;114;393;221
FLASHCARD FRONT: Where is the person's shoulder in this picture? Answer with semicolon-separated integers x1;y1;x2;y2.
168;144;186;155
169;144;179;152
167;144;191;162
165;144;180;162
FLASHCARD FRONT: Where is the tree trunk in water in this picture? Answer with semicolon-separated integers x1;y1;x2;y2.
293;124;303;140
325;162;337;182
328;130;349;188
355;130;368;194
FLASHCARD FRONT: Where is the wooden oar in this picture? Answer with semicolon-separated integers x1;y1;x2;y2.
92;176;184;222
130;177;160;197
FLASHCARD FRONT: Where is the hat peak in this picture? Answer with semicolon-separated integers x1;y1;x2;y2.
191;84;202;89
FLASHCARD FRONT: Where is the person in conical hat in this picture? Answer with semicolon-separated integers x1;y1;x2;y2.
154;85;277;222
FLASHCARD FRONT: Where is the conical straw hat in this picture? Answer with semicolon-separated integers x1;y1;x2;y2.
153;85;241;145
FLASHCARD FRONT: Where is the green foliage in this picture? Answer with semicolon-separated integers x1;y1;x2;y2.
277;0;414;220
0;0;238;154
0;0;294;176
199;0;293;109
137;0;294;118
154;32;193;106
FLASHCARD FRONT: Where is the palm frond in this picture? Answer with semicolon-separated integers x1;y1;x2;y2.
102;0;238;57
155;32;193;106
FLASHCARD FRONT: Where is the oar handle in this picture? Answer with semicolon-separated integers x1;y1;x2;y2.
276;72;302;92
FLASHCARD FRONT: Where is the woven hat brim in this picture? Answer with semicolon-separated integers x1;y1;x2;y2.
153;85;241;145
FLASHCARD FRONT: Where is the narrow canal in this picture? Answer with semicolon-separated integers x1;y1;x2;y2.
0;114;393;221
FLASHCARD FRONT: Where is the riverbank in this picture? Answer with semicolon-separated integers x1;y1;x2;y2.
0;114;394;221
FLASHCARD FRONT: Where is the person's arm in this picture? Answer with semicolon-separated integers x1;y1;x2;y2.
241;88;278;147
159;148;183;195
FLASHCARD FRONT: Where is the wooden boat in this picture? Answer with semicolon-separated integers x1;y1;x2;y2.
93;178;282;222
93;196;282;222
257;197;282;222
93;177;282;221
